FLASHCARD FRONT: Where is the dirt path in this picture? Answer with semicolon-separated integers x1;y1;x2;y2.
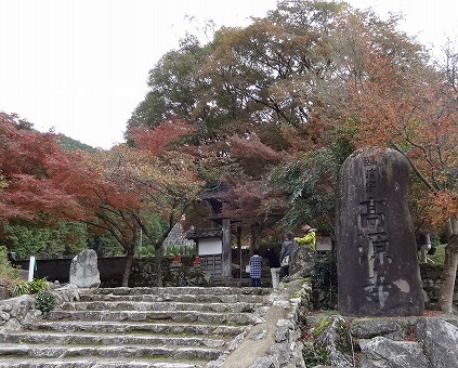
221;304;288;368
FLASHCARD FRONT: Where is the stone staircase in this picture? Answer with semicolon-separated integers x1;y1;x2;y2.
0;286;273;368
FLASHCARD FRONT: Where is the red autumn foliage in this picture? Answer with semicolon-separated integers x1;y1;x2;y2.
127;118;195;156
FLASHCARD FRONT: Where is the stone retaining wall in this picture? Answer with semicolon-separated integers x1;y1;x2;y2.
238;281;313;368
420;263;458;310
312;263;458;311
0;285;80;331
265;282;312;368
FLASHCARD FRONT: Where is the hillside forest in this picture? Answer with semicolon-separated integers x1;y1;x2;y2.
1;1;457;312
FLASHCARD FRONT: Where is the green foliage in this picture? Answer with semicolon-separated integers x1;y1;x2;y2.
35;289;57;315
164;245;182;256
302;342;329;367
135;244;155;258
28;278;51;294
310;317;353;363
429;244;446;265
4;222;88;259
327;123;357;165
313;251;337;289
56;134;98;153
0;246;19;280
164;244;196;257
312;251;338;308
334;319;353;356
305;316;352;367
10;282;31;297
88;234;125;257
313;317;332;337
0;246;21;297
268;148;340;233
127;34;211;131
10;278;51;297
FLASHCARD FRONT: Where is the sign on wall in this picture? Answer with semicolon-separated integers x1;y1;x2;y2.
198;238;222;255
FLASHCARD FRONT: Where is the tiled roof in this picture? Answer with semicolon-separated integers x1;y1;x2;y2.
186;228;223;239
198;182;230;199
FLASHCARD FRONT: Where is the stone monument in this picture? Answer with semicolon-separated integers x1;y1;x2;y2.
336;147;424;316
69;249;101;288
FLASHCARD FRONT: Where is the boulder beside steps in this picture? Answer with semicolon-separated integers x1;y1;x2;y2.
0;286;272;368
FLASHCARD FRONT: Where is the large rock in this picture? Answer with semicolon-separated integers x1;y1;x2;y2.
416;317;458;368
359;337;430;368
314;316;353;368
336;148;423;316
69;249;101;288
289;247;315;278
350;318;411;340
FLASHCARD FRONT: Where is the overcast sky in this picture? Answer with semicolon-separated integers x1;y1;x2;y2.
0;0;457;149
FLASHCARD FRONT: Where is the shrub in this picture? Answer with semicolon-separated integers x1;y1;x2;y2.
28;278;51;294
313;251;337;289
10;278;50;297
10;281;31;297
303;343;329;367
312;251;338;308
0;246;19;279
164;244;196;257
0;246;23;299
35;289;57;315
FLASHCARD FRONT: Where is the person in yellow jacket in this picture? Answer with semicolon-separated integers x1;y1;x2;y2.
294;224;316;250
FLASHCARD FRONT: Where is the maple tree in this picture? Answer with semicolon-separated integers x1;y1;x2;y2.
211;133;287;245
1;112;201;286
0;112;88;222
0;112;109;266
82;119;202;286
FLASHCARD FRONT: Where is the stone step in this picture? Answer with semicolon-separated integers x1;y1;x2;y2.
0;357;206;368
0;286;273;368
60;300;261;313
0;331;227;348
79;292;268;304
0;344;222;361
78;286;271;299
30;320;246;337
47;310;254;325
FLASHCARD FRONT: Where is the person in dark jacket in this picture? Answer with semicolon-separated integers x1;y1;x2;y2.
265;248;281;288
279;231;298;277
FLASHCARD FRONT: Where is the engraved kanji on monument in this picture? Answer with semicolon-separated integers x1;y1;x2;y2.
336;147;424;316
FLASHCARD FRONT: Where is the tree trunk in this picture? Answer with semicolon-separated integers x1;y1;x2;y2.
155;245;163;287
250;225;259;253
122;247;135;287
438;217;458;313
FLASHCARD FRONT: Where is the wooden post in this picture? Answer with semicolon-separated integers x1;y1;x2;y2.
221;218;232;279
237;226;242;283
